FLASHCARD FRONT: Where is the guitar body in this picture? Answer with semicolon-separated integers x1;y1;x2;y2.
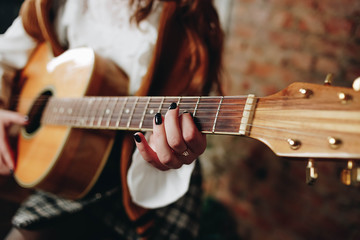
15;44;128;199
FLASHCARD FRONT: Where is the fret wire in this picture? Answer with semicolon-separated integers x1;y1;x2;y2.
104;97;114;127
74;98;86;127
97;97;109;127
177;96;182;107
139;97;150;130
91;98;102;127
193;97;200;117
54;99;61;124
212;96;223;133
43;99;53;123
72;100;78;125
83;98;94;126
157;96;165;113
87;97;97;127
127;97;139;129
116;97;128;127
105;97;116;127
67;99;79;126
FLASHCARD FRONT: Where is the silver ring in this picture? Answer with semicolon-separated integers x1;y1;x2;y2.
181;149;190;156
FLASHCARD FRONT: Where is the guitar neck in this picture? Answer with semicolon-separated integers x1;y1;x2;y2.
37;82;360;160
42;95;257;136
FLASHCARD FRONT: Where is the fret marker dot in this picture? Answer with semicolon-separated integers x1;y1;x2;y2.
59;107;64;113
125;109;130;114
105;109;110;115
149;109;154;114
68;109;73;114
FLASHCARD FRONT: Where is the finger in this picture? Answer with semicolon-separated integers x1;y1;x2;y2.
0;157;12;175
0;110;28;126
164;102;188;155
153;112;182;169
180;112;207;163
0;128;14;171
133;132;169;171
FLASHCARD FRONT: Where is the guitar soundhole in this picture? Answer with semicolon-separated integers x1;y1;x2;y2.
25;90;53;134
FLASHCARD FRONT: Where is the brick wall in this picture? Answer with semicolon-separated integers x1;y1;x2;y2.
202;0;360;239
222;0;360;96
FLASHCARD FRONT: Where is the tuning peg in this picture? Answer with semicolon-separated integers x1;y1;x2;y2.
353;77;360;91
324;73;333;86
340;161;360;186
306;159;318;185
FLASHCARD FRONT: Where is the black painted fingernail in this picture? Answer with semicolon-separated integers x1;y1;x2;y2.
24;116;29;122
183;111;193;117
169;102;177;110
9;169;14;175
133;134;142;143
155;113;162;125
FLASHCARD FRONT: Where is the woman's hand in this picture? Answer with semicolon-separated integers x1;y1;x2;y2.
133;102;206;171
0;109;28;175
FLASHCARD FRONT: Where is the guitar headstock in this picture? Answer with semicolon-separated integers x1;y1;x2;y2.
249;75;360;185
250;77;360;159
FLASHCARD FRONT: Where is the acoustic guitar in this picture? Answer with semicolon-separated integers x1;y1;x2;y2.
13;44;360;199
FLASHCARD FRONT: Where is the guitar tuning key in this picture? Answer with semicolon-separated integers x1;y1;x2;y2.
340;161;360;186
324;73;333;86
353;76;360;91
306;159;318;185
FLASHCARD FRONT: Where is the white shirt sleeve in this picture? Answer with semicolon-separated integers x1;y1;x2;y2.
0;16;37;103
0;17;37;69
127;133;196;209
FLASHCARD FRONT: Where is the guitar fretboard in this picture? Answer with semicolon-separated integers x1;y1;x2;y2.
42;96;256;135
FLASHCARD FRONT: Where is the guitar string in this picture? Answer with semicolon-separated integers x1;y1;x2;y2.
41;106;358;141
10;94;343;105
14;96;359;143
10;96;357;112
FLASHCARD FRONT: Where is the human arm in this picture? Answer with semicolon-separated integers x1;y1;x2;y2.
0;17;37;175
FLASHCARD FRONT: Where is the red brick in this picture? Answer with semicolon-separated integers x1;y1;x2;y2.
296;0;320;11
233;23;257;39
297;11;326;35
246;61;277;78
317;0;360;16
268;0;294;8
270;10;295;29
268;31;304;49
324;18;354;39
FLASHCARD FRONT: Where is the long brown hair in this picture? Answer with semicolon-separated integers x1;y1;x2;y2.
131;0;224;95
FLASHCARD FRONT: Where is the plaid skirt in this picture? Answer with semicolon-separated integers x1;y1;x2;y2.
11;160;203;240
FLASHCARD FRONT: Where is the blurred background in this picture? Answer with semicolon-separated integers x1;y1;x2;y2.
1;0;360;239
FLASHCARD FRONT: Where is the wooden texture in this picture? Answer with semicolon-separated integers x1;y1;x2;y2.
15;44;128;199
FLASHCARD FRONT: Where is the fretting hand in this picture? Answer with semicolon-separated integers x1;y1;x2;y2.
133;102;206;171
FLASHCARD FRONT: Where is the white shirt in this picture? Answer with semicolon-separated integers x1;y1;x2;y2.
0;0;194;209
